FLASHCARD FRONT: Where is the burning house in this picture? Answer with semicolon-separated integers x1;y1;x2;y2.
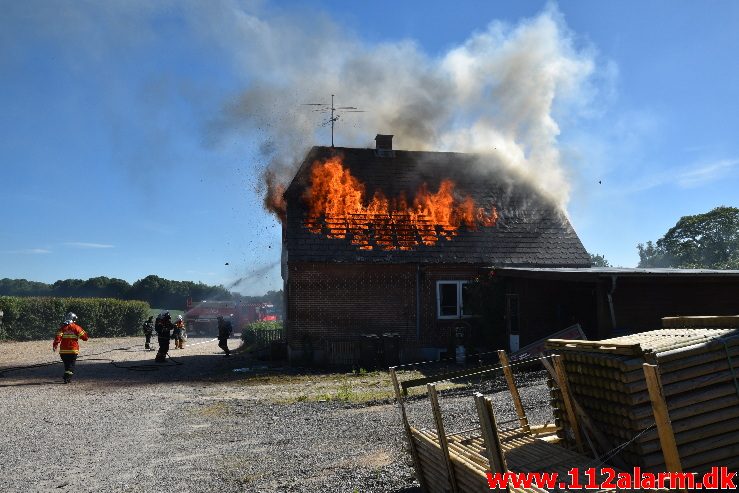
281;135;590;365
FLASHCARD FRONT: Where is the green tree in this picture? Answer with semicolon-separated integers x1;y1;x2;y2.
129;275;180;307
0;278;51;296
0;274;243;309
184;281;231;303
589;253;611;267
637;206;739;269
51;279;85;297
82;276;131;298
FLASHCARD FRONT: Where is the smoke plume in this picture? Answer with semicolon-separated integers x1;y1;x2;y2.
200;2;601;214
227;260;280;290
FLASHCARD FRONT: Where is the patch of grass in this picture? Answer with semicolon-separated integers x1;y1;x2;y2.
237;473;263;485
336;380;353;401
193;401;232;417
251;370;463;405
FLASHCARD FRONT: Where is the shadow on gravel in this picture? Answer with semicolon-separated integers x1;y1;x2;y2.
0;351;276;387
0;380;63;388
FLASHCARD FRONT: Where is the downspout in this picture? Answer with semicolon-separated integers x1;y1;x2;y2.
416;264;421;341
607;275;618;331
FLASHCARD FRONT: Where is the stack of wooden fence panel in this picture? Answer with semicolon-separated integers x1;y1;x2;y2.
546;316;739;474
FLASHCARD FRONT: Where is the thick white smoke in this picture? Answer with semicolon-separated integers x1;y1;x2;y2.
197;2;599;209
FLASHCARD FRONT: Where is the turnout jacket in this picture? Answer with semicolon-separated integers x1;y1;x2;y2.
53;323;88;354
156;316;174;338
217;320;233;339
172;319;184;338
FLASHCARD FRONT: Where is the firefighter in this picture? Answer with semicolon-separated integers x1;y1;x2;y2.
217;315;232;357
173;315;186;349
155;311;174;362
142;316;155;350
52;312;89;384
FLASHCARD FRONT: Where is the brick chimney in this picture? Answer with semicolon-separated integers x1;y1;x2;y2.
374;134;394;157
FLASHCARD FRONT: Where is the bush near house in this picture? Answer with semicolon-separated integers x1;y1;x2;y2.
0;296;150;341
241;320;283;345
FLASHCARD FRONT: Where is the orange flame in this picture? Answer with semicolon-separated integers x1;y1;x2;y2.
303;156;498;250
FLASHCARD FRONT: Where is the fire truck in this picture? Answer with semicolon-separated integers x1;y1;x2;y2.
183;299;279;336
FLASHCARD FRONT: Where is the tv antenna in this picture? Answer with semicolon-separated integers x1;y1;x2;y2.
302;94;365;147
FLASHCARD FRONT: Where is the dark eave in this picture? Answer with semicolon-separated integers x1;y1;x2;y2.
494;267;739;282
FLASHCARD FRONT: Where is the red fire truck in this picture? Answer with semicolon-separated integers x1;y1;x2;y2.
184;299;279;336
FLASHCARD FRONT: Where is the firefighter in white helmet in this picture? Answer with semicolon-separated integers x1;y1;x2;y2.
52;312;89;383
173;314;186;349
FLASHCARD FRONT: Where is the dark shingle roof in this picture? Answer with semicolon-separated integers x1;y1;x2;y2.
284;146;590;266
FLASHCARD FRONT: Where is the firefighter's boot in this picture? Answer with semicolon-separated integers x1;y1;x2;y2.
63;371;72;384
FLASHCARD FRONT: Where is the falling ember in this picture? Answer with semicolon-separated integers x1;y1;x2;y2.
303;156;498;250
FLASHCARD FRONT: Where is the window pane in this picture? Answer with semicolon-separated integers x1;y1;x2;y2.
439;283;458;317
461;282;475;316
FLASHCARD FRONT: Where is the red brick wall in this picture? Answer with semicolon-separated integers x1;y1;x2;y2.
418;265;490;348
286;263;417;351
285;262;491;361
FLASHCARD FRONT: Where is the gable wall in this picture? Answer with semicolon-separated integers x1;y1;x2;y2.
285;262;493;364
286;262;417;365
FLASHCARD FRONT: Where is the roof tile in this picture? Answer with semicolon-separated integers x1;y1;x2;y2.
284;146;590;267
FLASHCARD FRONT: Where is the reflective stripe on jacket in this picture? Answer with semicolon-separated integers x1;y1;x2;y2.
53;323;88;354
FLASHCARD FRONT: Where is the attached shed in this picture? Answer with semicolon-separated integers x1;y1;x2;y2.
496;267;739;349
281;137;590;365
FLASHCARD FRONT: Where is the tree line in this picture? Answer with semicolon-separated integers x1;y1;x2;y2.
590;206;739;269
0;274;283;311
637;206;738;269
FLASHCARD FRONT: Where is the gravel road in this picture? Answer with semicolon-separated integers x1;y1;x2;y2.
0;336;552;493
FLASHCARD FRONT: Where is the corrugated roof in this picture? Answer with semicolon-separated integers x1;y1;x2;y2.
284;146;590;265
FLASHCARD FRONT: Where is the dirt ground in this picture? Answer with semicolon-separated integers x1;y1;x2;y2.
0;336;553;492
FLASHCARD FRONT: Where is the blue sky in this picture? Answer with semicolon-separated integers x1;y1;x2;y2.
2;1;738;295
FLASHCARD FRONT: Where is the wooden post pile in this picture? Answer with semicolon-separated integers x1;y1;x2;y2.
545;316;739;474
409;393;659;493
391;354;662;493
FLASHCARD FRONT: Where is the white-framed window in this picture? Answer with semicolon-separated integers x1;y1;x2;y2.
436;280;474;319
